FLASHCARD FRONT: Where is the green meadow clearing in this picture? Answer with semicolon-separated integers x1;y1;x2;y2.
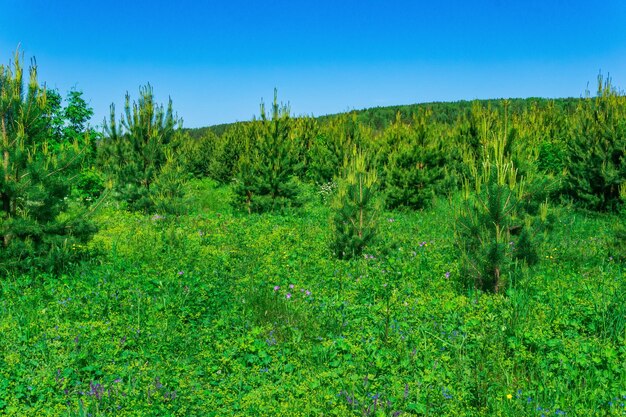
1;51;625;415
1;180;625;416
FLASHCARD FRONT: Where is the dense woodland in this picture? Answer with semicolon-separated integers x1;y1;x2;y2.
1;50;625;415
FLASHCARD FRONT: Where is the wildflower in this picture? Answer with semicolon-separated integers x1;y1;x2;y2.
306;290;311;296
445;271;450;279
289;284;294;289
506;393;513;400
178;271;184;275
273;285;280;291
286;293;292;299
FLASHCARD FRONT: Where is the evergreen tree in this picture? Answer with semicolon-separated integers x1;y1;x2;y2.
383;111;453;209
455;101;543;293
565;75;626;212
100;84;182;212
209;122;247;183
0;50;95;272
171;129;218;179
291;115;319;180
331;147;380;259
308;113;372;184
233;90;301;213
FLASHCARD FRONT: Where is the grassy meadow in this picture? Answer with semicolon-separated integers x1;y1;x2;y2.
1;179;624;416
2;51;626;416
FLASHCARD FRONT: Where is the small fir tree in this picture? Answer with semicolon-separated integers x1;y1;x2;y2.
100;84;182;212
564;74;626;212
233;90;301;213
383;111;453;209
208;122;247;184
331;147;380;259
0;50;95;272
455;101;542;293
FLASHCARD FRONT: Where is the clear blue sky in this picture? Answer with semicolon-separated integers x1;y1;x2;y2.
2;0;625;128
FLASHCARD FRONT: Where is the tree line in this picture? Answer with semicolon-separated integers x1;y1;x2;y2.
1;50;624;290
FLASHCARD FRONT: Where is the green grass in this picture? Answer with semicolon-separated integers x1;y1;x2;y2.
0;179;624;416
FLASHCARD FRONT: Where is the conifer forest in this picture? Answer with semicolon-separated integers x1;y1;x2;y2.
1;50;625;416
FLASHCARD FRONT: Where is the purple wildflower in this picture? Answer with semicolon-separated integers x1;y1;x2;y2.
445;271;450;279
286;293;292;299
273;285;280;291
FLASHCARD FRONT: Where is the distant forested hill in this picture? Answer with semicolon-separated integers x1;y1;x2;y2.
185;97;583;136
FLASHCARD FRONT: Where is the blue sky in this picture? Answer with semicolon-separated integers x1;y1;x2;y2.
2;0;625;128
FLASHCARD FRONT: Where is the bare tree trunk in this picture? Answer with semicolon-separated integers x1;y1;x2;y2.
2;117;12;246
494;267;501;294
358;176;363;239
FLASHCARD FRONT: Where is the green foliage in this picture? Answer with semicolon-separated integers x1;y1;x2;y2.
383;111;455;209
100;84;183;212
330;148;380;259
172;129;219;178
291;115;319;179
208;122;247;183
0;50;95;273
307;113;372;184
232;90;302;213
455;102;542;293
3;180;625;416
6;56;626;415
564;75;626;212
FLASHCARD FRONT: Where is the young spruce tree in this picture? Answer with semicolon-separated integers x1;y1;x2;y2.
331;147;380;259
455;101;543;293
0;50;95;272
101;84;182;212
233;90;301;213
565;75;626;212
